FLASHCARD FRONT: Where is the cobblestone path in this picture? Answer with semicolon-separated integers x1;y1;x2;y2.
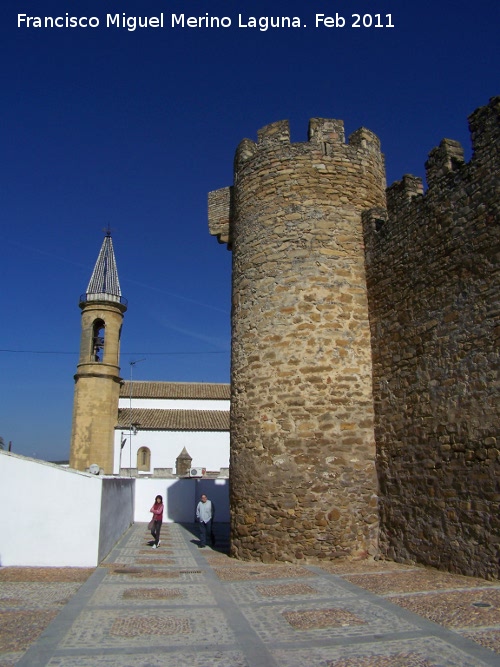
1;523;500;666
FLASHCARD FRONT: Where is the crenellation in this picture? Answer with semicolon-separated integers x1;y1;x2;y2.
425;139;465;188
236;119;388;174
308;118;345;146
386;174;424;217
348;127;381;153
234;138;258;170
257;119;290;145
468;95;500;160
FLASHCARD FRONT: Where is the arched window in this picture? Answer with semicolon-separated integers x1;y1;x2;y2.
92;319;105;362
137;447;151;472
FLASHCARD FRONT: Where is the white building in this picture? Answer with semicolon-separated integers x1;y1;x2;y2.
114;380;230;477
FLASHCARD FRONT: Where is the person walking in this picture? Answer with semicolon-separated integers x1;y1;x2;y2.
196;493;215;548
149;495;164;548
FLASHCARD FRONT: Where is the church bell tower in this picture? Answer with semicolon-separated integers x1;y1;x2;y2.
69;232;127;473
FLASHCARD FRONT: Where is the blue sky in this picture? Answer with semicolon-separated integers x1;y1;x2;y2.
1;0;499;460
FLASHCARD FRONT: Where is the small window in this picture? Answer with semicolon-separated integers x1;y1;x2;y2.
137;447;151;472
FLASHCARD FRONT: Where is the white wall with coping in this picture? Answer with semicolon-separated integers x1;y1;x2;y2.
0;452;228;567
0;451;134;567
134;477;229;524
114;430;229;475
119;399;230;410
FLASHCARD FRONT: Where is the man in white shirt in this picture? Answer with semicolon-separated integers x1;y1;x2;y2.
196;493;215;548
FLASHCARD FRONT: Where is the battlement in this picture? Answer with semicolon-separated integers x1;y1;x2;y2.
404;96;499;195
379;96;500;223
251;118;381;151
425;139;465;187
257;119;290;145
386;174;424;216
213;117;386;250
308;118;345;144
469;95;500;158
214;99;500;250
234;117;383;171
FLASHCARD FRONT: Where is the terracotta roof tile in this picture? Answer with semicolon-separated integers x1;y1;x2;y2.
120;381;230;400
116;408;229;431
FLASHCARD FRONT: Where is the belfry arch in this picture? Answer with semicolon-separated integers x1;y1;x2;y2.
91;319;105;362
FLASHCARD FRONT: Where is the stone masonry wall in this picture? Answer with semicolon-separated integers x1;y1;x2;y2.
363;97;500;578
210;119;386;562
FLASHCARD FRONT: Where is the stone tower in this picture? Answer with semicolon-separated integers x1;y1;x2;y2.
209;119;386;562
69;232;127;474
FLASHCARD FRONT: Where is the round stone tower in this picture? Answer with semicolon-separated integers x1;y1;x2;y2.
69;233;127;474
209;119;386;562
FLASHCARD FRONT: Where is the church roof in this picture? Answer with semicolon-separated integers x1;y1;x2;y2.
120;381;230;400
116;408;229;431
81;232;126;305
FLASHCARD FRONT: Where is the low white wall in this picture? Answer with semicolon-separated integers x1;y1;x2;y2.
0;452;226;567
0;451;134;567
134;477;229;524
0;452;101;566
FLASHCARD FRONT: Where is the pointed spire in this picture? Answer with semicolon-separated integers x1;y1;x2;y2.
81;231;127;306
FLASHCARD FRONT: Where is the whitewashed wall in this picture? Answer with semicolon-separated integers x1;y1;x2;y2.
0;452;227;567
0;451;134;567
114;430;229;474
119;398;229;411
134;477;229;523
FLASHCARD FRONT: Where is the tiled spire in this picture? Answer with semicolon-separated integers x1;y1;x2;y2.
82;232;126;304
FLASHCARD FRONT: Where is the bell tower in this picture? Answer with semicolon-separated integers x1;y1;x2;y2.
69;232;127;473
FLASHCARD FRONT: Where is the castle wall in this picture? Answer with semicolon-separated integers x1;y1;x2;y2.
363;97;500;578
210;119;386;562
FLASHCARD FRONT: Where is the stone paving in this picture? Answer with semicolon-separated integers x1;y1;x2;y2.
1;523;500;666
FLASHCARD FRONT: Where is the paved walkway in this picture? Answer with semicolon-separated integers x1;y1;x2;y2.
3;522;500;666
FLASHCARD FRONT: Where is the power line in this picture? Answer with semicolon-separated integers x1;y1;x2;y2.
0;349;76;355
124;351;228;356
0;349;229;356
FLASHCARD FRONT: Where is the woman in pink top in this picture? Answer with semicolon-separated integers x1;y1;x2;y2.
150;495;164;548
